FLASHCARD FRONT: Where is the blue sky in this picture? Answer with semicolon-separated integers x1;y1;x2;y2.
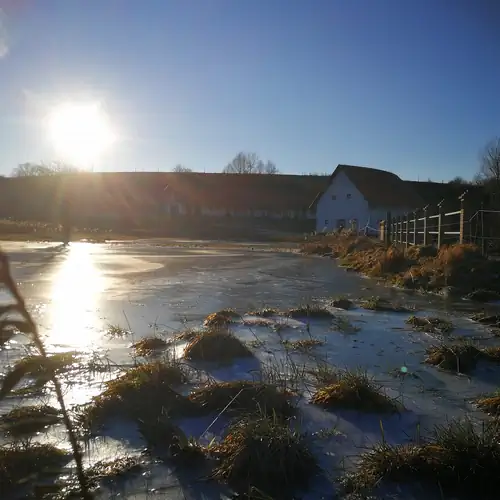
0;0;499;180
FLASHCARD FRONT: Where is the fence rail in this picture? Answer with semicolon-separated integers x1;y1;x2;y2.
378;195;467;249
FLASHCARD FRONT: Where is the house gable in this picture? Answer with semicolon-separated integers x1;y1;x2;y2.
316;170;369;232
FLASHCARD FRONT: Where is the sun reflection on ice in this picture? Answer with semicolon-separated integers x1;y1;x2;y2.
47;243;105;350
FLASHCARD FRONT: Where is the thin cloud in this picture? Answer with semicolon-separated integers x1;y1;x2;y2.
0;9;8;58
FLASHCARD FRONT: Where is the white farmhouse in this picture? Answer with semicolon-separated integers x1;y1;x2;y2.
310;165;423;233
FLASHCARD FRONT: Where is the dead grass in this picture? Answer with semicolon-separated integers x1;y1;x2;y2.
426;342;500;373
476;391;500;415
285;304;334;319
188;380;294;418
0;443;69;494
331;316;361;333
342;419;500;499
311;369;400;413
86;456;143;486
212;415;317;498
172;328;200;342
301;234;500;296
247;307;279;318
204;309;241;328
131;336;168;356
281;338;325;351
80;360;193;429
406;315;454;334
425;342;482;373
105;324;130;338
360;296;411;313
330;296;354;310
0;405;61;437
184;329;253;363
308;363;340;386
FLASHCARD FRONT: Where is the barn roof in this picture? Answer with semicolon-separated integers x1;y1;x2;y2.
310;165;424;210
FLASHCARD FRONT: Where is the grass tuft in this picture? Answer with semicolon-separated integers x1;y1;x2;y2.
308;363;339;386
204;309;241;328
0;443;69;494
425;342;481;373
330;296;354;310
131;336;168;356
285;304;334;319
86;456;143;486
184;329;253;363
281;338;325;351
0;405;61;437
105;324;130;338
360;296;411;313
188;380;294;418
476;391;500;415
342;419;500;498
80;360;192;429
331;316;361;333
247;307;279;318
212;415;317;498
311;369;400;413
406;315;454;334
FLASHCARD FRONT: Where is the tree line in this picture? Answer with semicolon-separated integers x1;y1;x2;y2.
10;152;281;177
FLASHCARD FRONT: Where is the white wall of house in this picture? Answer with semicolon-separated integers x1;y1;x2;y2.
315;171;370;232
315;171;415;233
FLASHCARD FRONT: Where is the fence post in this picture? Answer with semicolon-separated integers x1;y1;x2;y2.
379;220;384;241
396;215;400;244
413;209;417;246
437;201;444;248
386;211;392;244
405;213;409;248
459;192;466;244
422;205;428;246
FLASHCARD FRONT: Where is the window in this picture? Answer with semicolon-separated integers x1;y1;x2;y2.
331;195;336;200
324;220;329;225
346;193;352;199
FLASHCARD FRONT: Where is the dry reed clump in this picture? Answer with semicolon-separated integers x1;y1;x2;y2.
184;329;253;363
0;405;61;437
285;304;334;319
330;296;354;310
360;296;411;312
247;307;279;318
281;338;325;351
342;419;500;499
406;315;454;334
188;380;294;418
0;443;70;495
425;342;482;373
86;456;144;487
131;336;168;356
80;360;193;428
212;415;317;499
203;309;241;328
311;369;400;413
476;391;500;416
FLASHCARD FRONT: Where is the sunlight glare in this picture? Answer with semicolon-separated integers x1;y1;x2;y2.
48;244;105;350
46;101;116;165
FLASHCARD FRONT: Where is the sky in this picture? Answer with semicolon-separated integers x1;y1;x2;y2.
0;0;499;181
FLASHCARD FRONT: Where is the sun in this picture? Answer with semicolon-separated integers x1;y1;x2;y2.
46;101;116;165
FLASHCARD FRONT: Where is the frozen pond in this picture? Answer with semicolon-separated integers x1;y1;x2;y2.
1;241;499;499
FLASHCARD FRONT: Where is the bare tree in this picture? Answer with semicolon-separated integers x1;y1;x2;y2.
478;138;500;186
11;161;79;177
172;164;193;173
448;176;468;185
222;152;279;174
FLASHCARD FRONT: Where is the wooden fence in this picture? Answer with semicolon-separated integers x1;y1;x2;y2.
378;193;466;248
